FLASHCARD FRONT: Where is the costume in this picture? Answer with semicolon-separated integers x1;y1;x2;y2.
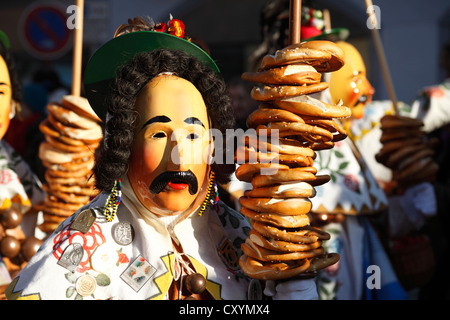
0;30;46;294
309;41;407;300
0;140;45;286
5;16;256;300
6;176;250;300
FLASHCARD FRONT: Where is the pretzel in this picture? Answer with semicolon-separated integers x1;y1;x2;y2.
257;121;334;142
302;117;348;142
250;221;330;244
307;253;340;272
48;113;103;144
237;40;344;280
376;114;439;189
260;47;332;70
240;207;310;228
249;229;322;252
380;114;423;129
235;163;290;182
250;82;329;101
45;135;99;153
39;142;94;164
260;41;344;72
235;145;313;166
273;95;351;119
250;168;328;188
42;157;95;172
239;255;311;280
246;105;305;128
47;103;100;130
239;197;312;216
43;185;91;204
241;64;321;85
45;171;95;186
45;166;94;178
45;183;96;196
61;95;102;123
244;181;316;199
240;135;315;156
242;238;325;262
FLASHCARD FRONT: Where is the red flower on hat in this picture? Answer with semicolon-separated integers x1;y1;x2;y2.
155;22;167;33
168;19;185;38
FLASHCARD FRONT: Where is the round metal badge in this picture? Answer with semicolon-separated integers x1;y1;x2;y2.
75;274;97;297
111;221;135;246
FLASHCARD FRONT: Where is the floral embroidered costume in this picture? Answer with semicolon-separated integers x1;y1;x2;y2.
6;184;250;299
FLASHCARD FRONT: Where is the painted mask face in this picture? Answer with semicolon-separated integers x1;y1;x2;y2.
128;74;213;216
329;41;374;119
0;55;12;140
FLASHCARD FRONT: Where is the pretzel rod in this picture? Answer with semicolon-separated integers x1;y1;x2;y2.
71;0;84;97
364;0;398;114
289;0;302;45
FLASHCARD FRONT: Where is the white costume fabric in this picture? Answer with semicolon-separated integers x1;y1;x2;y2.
6;176;251;300
0;140;45;286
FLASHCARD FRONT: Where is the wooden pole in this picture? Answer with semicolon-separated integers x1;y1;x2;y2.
71;0;84;97
364;0;398;114
289;0;302;45
323;9;331;33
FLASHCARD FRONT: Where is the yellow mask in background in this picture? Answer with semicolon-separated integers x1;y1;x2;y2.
329;41;374;120
0;55;12;140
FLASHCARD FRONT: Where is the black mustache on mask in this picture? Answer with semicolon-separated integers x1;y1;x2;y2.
149;170;198;195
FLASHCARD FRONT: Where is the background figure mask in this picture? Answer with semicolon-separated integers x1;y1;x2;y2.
329;41;374;120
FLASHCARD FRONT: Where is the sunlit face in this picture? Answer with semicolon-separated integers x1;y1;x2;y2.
0;56;12;140
127;75;213;216
330;41;374;119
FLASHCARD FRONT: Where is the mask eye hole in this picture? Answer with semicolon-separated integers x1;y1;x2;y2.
187;133;199;140
152;132;167;138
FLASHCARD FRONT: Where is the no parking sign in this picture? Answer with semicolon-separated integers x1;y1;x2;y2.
19;2;72;60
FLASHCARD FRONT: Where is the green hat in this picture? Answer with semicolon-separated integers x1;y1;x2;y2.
0;30;10;50
304;27;350;42
84;30;219;122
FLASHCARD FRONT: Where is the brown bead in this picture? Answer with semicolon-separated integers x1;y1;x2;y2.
0;207;23;229
21;237;43;261
184;273;207;294
183;295;198;300
0;224;4;241
0;235;21;258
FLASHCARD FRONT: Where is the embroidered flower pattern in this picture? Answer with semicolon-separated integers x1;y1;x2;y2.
53;223;106;273
116;248;130;266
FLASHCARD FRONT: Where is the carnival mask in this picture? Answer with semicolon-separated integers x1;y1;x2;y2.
329;41;374;119
128;74;213;216
0;55;12;140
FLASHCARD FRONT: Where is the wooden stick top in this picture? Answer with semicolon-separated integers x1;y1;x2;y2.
364;0;399;113
71;0;84;97
289;0;302;45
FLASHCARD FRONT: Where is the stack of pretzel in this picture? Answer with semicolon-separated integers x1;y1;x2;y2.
37;95;102;233
375;114;439;191
236;40;351;280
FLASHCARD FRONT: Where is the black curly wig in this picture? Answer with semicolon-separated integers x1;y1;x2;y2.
93;48;236;192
